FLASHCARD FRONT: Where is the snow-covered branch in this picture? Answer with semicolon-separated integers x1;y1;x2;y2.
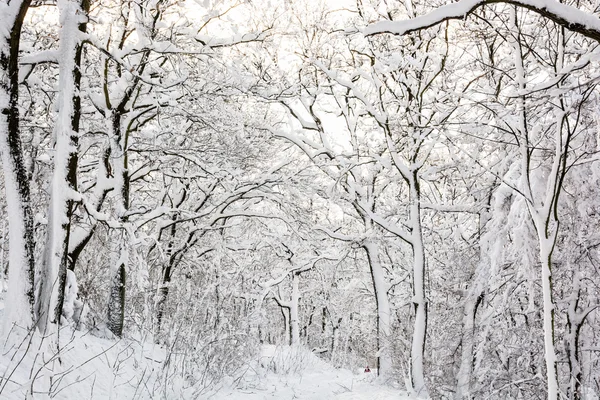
421;202;485;214
364;0;600;44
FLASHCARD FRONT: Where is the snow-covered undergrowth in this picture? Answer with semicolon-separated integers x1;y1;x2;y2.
259;344;330;374
0;329;408;400
0;327;174;400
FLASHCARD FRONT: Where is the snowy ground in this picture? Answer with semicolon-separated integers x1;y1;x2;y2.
207;345;407;400
0;320;408;400
208;369;404;400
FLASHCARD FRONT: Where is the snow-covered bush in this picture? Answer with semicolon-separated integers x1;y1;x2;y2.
260;345;330;375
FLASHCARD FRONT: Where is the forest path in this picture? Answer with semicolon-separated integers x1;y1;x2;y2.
208;345;408;400
209;369;406;400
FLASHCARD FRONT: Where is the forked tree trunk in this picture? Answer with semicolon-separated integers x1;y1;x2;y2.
36;0;85;335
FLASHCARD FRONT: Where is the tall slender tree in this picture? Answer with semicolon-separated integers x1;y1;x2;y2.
0;0;35;334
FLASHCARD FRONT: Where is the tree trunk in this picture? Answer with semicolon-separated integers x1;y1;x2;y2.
155;256;173;337
331;317;342;363
64;0;91;272
0;0;35;334
36;0;84;334
409;175;428;397
566;275;583;400
107;262;126;337
106;109;129;338
363;238;393;378
538;233;558;400
154;203;185;337
280;305;289;344
455;206;491;400
290;272;300;345
455;291;483;400
68;147;111;271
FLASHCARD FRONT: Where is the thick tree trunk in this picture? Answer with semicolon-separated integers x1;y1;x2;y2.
106;110;129;338
331;317;342;358
363;238;393;378
0;0;35;333
36;0;84;334
63;0;90;272
455;291;484;400
107;262;126;337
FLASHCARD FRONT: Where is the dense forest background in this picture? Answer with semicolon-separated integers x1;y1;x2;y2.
2;0;600;399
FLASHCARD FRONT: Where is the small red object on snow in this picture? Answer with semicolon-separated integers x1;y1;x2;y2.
364;366;371;373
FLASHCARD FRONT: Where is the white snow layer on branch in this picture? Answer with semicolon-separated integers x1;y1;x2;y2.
421;202;483;213
195;31;266;48
20;49;60;65
364;0;600;44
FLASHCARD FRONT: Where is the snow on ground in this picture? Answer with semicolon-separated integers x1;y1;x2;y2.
208;367;404;400
1;291;406;399
0;316;407;400
206;345;408;400
0;327;171;400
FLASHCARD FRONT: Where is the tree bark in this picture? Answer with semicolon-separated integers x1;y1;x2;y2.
107;262;126;337
538;234;559;400
290;272;300;345
63;0;90;272
36;0;85;334
106;109;129;338
155;255;174;336
0;0;35;333
409;174;428;397
363;238;393;378
566;274;583;400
